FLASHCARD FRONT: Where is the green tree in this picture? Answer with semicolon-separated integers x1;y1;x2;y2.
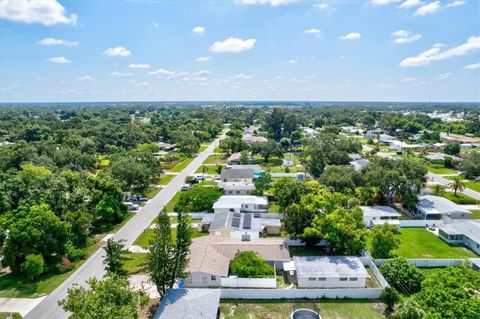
273;178;309;209
253;172;271;196
109;156;151;191
250;140;284;162
444;143;460;156
59;275;149;319
265;107;285;141
230;251;274;278
381;287;400;311
282;203;316;241
21;254;46;280
459;151;480;178
147;209;192;297
448;176;465;196
319;165;361;192
174;186;221;212
370;224;400;259
380;258;424;294
431;184;445;196
103;239;128;277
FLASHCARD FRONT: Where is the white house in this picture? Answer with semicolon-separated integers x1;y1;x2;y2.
360;206;401;228
424;153;462;161
219;167;255;195
379;134;395;143
438;219;480;255
417;195;471;220
213;195;268;214
292;256;369;288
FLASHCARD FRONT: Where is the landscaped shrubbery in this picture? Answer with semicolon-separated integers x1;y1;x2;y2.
230;251;274;278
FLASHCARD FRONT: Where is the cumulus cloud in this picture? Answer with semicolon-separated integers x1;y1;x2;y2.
148;68;209;80
414;1;440;15
78;75;93;81
111;72;133;77
236;0;300;6
152;21;160;27
128;63;150;69
288;59;297;64
0;0;77;26
401;77;417;82
210;37;256;53
196;56;212;62
314;3;329;9
304;28;321;34
192;26;205;34
38;38;79;46
135;82;152;87
398;0;423;8
48;56;71;64
464;62;480;70
104;46;131;57
340;32;361;40
400;36;480;67
435;72;454;80
391;30;422;44
445;1;466;8
369;0;400;5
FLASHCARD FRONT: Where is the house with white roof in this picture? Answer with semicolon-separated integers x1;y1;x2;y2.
438;219;480;255
424;153;462;161
219;167;255;195
417;195;471;220
292;256;369;288
360;206;401;228
213;195;268;214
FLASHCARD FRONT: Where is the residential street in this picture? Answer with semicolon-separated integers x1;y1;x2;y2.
25;133;226;319
427;173;480;201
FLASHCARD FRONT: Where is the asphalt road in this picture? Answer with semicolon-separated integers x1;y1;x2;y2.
25;133;225;319
428;173;480;201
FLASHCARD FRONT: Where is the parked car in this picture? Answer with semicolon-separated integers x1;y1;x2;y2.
125;202;139;211
181;184;191;191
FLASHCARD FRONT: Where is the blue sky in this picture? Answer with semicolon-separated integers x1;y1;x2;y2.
0;0;479;102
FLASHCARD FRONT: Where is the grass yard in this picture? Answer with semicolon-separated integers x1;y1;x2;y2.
220;299;386;319
0;313;22;319
195;164;224;175
391;228;478;259
443;192;479;205
159;174;175;185
469;210;480;219
134;226;207;249
198;144;209;153
170;157;193;172
203;154;227;165
428;167;458;175
213;146;223;153
465;181;480;193
165;192;182;212
144;186;161;199
123;252;148;274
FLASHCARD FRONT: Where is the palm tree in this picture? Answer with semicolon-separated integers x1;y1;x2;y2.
201;165;207;178
448;176;465;196
431;184;445;196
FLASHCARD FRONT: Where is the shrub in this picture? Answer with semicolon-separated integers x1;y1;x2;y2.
230;251;274;278
380;258;424;294
380;287;400;310
21;254;45;280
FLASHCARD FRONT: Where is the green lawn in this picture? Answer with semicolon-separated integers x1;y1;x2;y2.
0;240;101;298
203;154;227;165
159;174;175;185
391;228;478;259
195;165;224;175
123;252;148;274
170;157;193;172
469;210;480;219
443;192;479;205
165;192;182;212
198;144;209;153
144;186;161;199
269;202;280;213
220;300;386;319
213;146;222;153
428;167;458;174
465;181;480;192
134;227;207;249
0;313;22;319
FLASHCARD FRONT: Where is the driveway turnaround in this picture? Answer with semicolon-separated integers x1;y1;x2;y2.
25;133;226;319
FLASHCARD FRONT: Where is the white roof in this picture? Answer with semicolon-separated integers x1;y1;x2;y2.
439;220;480;243
219;182;255;191
361;206;401;218
425;153;461;161
213;195;268;209
418;195;471;216
294;256;369;278
371;219;400;226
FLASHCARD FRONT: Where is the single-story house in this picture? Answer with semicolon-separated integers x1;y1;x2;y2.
438;219;480;255
379;134;395;143
183;236;290;287
213;195;268;214
201;211;281;239
157;142;176;151
225;164;264;175
220;182;255;195
360;206;401;228
242;133;268;144
417;195;471;220
153;289;221;319
424;153;462;161
227;152;242;165
292;256;369;288
349;158;370;171
348;153;363;161
220;167;254;183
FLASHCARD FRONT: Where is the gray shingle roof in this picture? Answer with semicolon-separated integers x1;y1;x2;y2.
220;168;254;180
154;289;221;319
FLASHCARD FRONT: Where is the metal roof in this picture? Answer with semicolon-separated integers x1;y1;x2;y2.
418;195;471;216
154;289;221;319
439;219;480;243
293;256;369;278
361;206;401;218
212;195;268;209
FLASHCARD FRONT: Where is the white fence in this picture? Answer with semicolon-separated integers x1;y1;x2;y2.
220;277;276;288
374;258;466;268
360;254;389;288
400;220;444;227
220;288;383;299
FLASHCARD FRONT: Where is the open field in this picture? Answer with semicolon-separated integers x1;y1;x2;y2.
220;299;387;319
391;228;478;259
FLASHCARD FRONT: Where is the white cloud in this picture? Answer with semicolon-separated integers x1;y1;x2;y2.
236;0;300;6
445;1;466;8
340;32;361;40
400;36;480;67
104;46;131;57
369;0;400;5
398;0;423;8
38;38;79;46
228;73;253;80
210;37;256;53
288;59;297;64
435;72;454;80
304;28;322;34
314;3;329;9
152;21;160;27
192;26;205;34
196;56;212;62
128;63;150;69
372;83;396;88
135;82;152;87
392;30;422;44
148;68;208;80
0;0;77;26
149;68;176;77
414;1;440;15
111;72;133;77
401;77;417;82
48;56;70;64
78;75;93;81
464;62;480;70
